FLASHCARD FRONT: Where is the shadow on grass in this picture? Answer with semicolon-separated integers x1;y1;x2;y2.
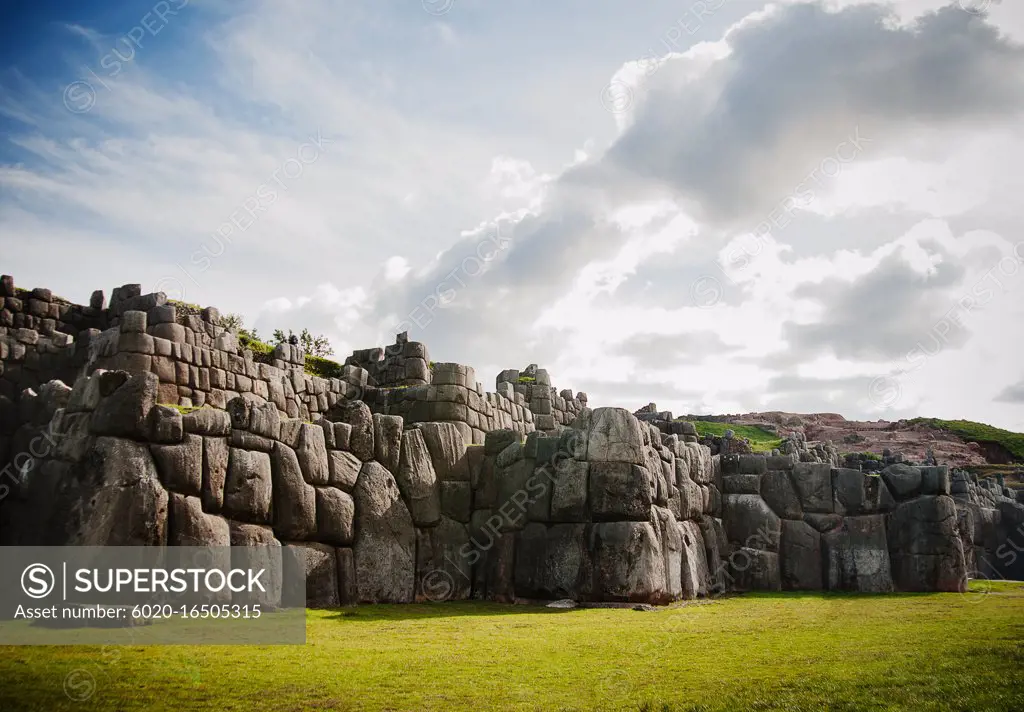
316;584;1024;623
319;601;583;623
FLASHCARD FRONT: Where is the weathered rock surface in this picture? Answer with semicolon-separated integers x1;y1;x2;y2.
395;429;441;527
590;521;666;603
353;461;415;602
416;517;472;601
270;442;316;540
780;519;822;590
223;448;273;524
589;462;652;521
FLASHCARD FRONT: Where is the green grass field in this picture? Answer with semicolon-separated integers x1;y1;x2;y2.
684;421;784;453
1;584;1022;712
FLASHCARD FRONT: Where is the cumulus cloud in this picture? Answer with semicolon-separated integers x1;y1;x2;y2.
782;247;968;362
613;331;739;369
996;380;1024;404
3;0;1024;429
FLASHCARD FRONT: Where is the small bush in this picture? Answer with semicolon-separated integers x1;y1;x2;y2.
305;354;343;380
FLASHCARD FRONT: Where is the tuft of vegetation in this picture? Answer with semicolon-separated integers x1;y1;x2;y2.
682;420;784;453
157;402;204;415
843;451;882;461
911;418;1024;462
1;587;1023;711
304;354;344;380
168;298;203;318
517;376;536;383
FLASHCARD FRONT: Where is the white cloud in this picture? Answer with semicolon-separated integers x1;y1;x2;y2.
2;0;1024;432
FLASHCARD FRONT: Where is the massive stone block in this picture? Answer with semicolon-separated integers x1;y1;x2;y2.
395;429;441;527
418;422;470;481
270;442;316;540
887;495;962;556
331;400;375;461
440;480;472;523
296;423;329;485
514;522;591;600
582;408;645;464
780;519;823;591
183;407;231;437
316;486;355;547
822;515;892;592
90;371;158;439
761;470;802;520
590;521;667;603
223;448;273;524
285;542;339;608
56;437;168;546
888;495;967;592
589;462;653;521
415;517;472;601
687;443;714;485
550;458;589;522
373;414;403;474
494;457;535;532
790;463;833;513
729;547;781;592
676;467;704;521
201;436;229;513
723;494;781;552
920;466;951;496
150;433;203;496
653;507;683;600
679;519;711;599
482;532;517;602
353;461;416;602
890;553;967;593
882;464;922;501
328;450;362;492
699;516;728;592
723;474;761;495
169;493;230;546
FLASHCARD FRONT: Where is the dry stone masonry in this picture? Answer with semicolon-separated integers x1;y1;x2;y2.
1;275;1021;606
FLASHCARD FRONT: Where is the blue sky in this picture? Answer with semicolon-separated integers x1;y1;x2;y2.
2;0;1024;430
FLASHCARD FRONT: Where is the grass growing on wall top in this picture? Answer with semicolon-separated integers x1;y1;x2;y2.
157;403;205;415
0;584;1022;711
682;420;784;453
235;330;345;380
304;354;343;380
910;418;1024;462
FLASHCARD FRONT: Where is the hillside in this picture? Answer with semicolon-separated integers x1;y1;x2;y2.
682;411;1024;470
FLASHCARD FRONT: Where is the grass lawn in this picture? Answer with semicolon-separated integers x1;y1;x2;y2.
1;583;1023;711
684;421;784;453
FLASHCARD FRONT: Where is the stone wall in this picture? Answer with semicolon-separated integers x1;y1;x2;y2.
363;362;536;446
716;455;1024;593
0;362;1005;604
345;332;431;388
84;290;373;421
0;274;1013;606
952;470;1024;583
464;407;725;603
496;365;588;433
